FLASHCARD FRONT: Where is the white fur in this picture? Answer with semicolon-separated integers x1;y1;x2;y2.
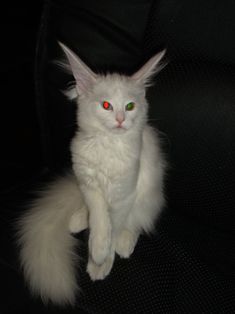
18;43;166;306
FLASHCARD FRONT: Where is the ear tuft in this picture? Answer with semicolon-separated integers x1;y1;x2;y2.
62;85;77;100
131;49;167;86
58;42;97;96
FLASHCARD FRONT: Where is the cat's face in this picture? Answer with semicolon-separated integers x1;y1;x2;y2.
77;74;147;134
59;42;166;134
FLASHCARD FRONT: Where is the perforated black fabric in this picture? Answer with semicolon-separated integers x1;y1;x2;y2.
34;1;235;313
3;1;235;313
143;0;235;65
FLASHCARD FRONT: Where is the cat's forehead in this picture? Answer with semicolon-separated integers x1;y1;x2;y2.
93;74;143;99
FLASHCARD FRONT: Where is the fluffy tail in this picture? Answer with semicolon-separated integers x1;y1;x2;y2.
17;173;87;306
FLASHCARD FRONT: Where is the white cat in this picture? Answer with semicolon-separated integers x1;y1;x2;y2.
17;43;166;306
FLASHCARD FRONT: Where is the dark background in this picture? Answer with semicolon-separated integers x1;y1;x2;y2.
0;1;44;190
1;1;235;313
0;1;44;313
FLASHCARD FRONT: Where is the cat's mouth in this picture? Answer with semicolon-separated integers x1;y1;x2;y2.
112;125;127;132
116;124;127;130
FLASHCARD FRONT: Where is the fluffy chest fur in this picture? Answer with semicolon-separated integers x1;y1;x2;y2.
71;131;142;205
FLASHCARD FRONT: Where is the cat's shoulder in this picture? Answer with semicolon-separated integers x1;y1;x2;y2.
142;125;162;155
143;125;159;141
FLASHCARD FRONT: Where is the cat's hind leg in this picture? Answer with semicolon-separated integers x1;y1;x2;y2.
69;206;88;234
115;186;164;258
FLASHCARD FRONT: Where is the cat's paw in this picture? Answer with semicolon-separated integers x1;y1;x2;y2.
87;253;114;281
69;207;88;234
115;230;138;258
89;232;111;265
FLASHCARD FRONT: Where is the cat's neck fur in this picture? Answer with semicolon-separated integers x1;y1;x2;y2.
75;125;144;154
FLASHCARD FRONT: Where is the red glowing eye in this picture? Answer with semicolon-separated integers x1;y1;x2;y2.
102;101;112;110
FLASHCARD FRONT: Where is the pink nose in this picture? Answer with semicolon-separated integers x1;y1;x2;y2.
116;112;125;124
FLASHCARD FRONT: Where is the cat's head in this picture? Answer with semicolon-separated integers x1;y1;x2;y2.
59;42;166;134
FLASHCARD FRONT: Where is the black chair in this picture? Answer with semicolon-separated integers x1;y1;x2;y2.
1;1;235;313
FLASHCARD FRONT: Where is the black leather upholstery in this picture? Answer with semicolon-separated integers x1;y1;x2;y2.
1;1;235;313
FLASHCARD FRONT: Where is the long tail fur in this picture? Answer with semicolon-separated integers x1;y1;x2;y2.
17;174;86;306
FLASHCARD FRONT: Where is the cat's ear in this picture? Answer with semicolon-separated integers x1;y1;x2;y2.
58;42;97;96
131;50;166;86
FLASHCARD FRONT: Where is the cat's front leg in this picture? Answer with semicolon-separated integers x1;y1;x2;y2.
81;186;112;265
87;247;115;281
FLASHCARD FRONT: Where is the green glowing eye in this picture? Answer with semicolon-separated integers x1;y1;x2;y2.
126;102;135;111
